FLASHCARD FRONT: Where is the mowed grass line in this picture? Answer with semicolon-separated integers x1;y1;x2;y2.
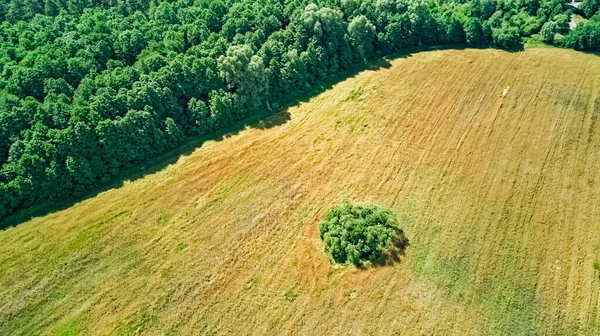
1;48;600;335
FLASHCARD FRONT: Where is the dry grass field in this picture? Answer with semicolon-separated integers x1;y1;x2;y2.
1;47;600;335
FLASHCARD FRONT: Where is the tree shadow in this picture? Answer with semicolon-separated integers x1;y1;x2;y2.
0;108;290;230
576;50;600;57
370;229;410;267
568;3;584;16
0;44;548;229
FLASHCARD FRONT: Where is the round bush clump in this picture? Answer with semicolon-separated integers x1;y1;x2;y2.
319;202;404;266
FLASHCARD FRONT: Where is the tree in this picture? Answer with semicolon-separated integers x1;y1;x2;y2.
320;202;405;266
561;18;600;51
348;15;376;58
6;67;45;100
65;155;95;189
44;0;62;16
164;117;184;147
67;56;96;87
492;25;522;50
381;13;415;51
409;3;440;45
114;29;146;65
187;98;212;134
208;89;237;128
581;0;600;18
464;18;485;46
217;44;268;107
296;5;348;73
442;15;465;44
540;21;557;43
552;14;570;34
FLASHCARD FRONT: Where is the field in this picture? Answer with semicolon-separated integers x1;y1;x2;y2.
1;47;600;335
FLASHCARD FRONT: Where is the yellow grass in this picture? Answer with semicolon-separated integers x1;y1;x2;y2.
1;48;600;335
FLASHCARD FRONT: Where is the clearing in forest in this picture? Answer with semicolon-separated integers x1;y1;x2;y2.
1;47;600;335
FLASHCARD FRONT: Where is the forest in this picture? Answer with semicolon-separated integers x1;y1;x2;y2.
0;0;598;221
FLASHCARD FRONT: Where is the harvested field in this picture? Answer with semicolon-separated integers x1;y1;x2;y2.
1;47;600;335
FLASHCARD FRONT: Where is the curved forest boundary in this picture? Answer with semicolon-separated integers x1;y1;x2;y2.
1;0;600;222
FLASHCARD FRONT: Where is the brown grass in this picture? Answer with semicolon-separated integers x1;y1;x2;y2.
1;48;600;335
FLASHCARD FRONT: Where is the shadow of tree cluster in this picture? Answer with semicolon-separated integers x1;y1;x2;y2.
371;229;410;267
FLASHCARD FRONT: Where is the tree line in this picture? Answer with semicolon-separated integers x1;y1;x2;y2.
0;0;597;221
556;0;600;50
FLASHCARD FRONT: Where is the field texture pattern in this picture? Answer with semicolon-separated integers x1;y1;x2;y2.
1;48;600;335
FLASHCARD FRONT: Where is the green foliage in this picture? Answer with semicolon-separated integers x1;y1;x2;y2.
156;213;172;226
348;15;376;58
493;25;523;50
283;289;298;302
319;202;402;266
0;0;581;221
552;14;570;34
464;18;485;46
540;21;557;43
114;29;146;65
218;44;268;107
581;0;600;18
560;13;600;50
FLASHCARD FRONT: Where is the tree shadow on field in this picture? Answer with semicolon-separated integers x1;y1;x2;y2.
1;44;525;229
579;50;600;58
0;109;291;230
1;51;409;230
370;229;410;267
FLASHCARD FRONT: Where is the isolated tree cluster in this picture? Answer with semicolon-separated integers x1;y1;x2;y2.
0;0;596;221
320;202;402;266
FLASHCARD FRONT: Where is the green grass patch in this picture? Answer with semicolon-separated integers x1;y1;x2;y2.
53;315;87;336
157;213;172;226
284;289;299;302
479;276;541;335
344;86;365;102
523;35;555;49
412;249;472;297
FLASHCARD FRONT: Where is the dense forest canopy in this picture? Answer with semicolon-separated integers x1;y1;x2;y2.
0;0;598;221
